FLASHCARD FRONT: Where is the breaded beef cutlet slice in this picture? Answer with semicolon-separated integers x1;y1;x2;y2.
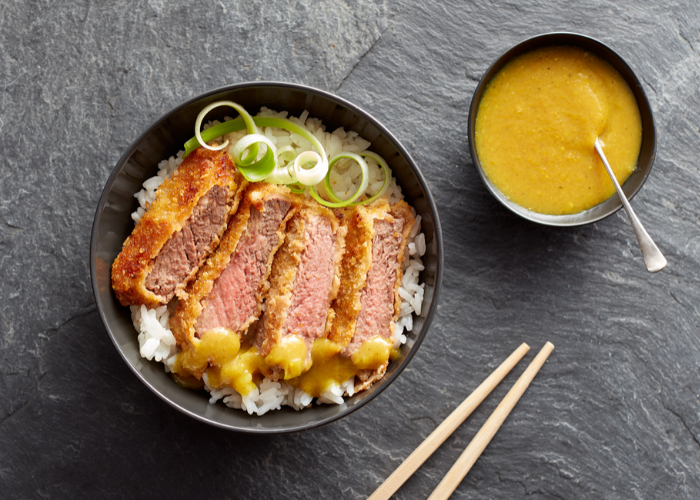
255;204;346;380
328;199;414;392
170;184;302;349
111;148;245;308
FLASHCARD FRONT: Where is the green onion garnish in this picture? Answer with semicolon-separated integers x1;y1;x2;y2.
287;182;306;194
313;151;390;208
351;151;391;206
185;101;392;208
310;153;369;208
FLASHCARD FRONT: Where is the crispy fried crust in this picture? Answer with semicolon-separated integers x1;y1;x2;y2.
257;204;347;362
170;183;302;348
353;200;415;392
256;213;308;356
388;200;416;333
326;200;414;393
111;148;244;308
327;200;391;349
355;365;388;393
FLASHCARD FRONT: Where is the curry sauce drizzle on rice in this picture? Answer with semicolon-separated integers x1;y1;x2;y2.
111;147;245;308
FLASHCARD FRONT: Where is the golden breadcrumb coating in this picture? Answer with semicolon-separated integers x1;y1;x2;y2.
111;148;245;308
257;203;347;369
325;199;414;393
170;183;303;348
327;199;391;348
354;200;414;392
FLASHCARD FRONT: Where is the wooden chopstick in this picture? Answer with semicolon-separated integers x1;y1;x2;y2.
427;342;555;500
367;342;530;500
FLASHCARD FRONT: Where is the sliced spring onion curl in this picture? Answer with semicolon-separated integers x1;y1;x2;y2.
310;153;369;208
319;151;391;207
187;101;391;208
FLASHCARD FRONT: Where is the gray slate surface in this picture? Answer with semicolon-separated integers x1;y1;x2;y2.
1;0;699;498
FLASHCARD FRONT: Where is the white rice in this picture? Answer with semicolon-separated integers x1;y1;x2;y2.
130;302;178;365
129;108;426;415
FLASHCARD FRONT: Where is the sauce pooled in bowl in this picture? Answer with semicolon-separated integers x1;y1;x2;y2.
475;45;642;215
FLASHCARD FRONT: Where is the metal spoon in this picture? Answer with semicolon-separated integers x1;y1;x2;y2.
594;138;667;273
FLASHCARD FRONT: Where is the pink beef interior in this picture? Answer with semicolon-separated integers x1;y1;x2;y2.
195;198;291;337
145;185;229;300
282;214;335;341
346;217;405;355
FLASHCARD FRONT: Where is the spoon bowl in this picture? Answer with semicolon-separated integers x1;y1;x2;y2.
468;32;656;227
90;82;444;433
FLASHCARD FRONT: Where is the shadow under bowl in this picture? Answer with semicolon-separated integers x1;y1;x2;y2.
467;32;656;227
90;82;443;433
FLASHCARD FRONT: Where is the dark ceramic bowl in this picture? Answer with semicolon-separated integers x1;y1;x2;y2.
90;82;443;433
468;32;656;227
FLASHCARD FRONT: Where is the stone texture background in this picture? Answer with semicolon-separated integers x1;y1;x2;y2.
1;0;699;498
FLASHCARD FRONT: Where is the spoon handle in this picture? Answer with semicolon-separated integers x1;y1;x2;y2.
594;139;667;273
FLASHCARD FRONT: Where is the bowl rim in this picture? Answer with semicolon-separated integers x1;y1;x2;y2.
90;81;444;433
467;32;657;227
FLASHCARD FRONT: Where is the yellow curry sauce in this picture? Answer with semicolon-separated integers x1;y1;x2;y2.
171;330;399;398
475;46;642;215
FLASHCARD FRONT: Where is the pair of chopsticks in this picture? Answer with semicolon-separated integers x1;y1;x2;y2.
368;341;554;500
